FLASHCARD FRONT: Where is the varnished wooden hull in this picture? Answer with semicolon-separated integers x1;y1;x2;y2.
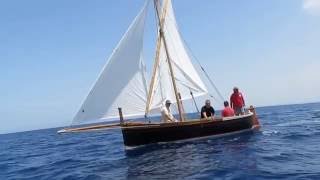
121;113;260;147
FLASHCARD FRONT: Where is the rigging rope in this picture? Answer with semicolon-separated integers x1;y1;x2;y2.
182;38;225;103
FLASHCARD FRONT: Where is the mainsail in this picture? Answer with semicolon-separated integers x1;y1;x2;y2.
146;0;208;114
73;0;208;124
73;1;149;124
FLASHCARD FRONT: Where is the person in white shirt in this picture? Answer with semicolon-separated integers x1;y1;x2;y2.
161;100;178;123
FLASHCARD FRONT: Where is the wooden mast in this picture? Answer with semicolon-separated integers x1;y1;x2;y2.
145;0;170;116
154;0;185;122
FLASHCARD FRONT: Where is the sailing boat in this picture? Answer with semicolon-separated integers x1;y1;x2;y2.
58;0;260;147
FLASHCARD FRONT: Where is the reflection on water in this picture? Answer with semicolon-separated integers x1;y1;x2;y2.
125;131;257;179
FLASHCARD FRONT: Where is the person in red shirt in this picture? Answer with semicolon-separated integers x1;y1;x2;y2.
222;101;235;117
230;87;245;116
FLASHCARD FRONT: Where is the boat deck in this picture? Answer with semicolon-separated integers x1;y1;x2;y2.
58;113;255;133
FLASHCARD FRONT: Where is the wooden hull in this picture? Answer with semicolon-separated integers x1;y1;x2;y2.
121;113;260;147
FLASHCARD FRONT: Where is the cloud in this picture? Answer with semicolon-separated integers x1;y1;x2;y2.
303;0;320;15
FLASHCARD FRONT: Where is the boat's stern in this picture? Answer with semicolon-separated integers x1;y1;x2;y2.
248;105;261;129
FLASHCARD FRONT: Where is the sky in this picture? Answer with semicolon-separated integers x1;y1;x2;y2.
1;0;320;134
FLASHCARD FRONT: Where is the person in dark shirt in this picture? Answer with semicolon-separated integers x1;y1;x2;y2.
201;99;215;120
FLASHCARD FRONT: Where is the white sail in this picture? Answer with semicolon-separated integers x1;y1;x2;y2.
73;1;149;124
147;0;208;113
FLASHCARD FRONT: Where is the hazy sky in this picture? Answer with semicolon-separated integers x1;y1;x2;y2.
1;0;320;134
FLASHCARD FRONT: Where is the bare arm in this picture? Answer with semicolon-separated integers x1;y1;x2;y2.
166;112;177;122
164;114;171;122
211;108;215;120
202;112;208;119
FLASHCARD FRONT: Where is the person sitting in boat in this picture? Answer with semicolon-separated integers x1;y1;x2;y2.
230;87;245;116
222;101;235;118
161;100;178;123
201;99;215;120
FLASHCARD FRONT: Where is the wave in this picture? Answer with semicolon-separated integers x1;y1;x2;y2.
2;103;320;179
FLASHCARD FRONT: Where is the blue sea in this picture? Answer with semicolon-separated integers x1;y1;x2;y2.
1;103;320;179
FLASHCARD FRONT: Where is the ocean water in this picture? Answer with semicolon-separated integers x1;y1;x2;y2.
1;103;320;180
